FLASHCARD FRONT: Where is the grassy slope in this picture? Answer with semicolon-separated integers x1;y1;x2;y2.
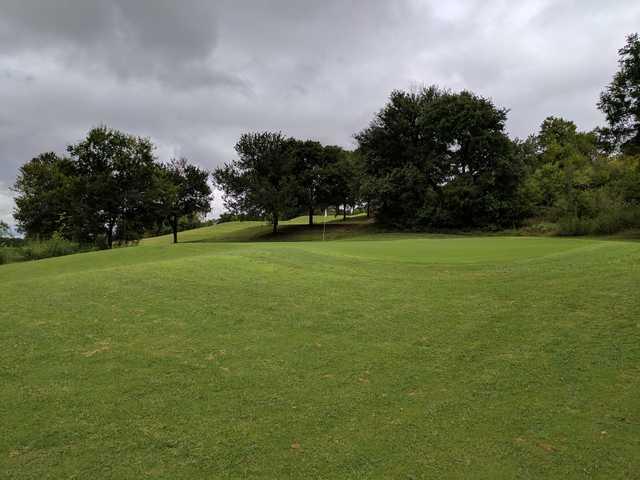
1;225;640;479
143;215;376;244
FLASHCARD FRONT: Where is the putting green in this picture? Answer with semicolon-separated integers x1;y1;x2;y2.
1;231;639;479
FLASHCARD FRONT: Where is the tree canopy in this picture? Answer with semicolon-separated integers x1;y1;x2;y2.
356;86;521;228
598;33;640;154
67;126;157;247
213;132;299;233
154;159;212;243
13;152;77;240
13;127;213;247
213;133;364;232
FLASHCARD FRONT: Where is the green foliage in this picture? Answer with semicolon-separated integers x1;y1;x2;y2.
214;134;364;232
19;233;85;261
322;145;361;219
67;126;157;248
0;232;88;264
213;132;300;233
12;127;213;251
598;33;640;154
558;202;640;236
13;152;77;239
356;86;523;229
290;139;327;225
153;158;211;243
518;221;560;236
523;115;640;235
0;247;20;265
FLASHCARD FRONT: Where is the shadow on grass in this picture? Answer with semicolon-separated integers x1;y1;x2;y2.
181;216;640;245
185;220;380;243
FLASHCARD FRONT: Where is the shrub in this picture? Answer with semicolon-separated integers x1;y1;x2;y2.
558;204;640;235
0;247;23;265
520;221;560;236
20;233;84;261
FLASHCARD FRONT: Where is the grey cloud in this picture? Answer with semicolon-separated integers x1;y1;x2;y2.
0;0;247;90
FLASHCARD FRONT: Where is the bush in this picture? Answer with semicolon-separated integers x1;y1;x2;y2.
519;221;559;236
558;204;640;235
0;233;105;266
0;247;23;265
19;233;84;261
94;234;110;250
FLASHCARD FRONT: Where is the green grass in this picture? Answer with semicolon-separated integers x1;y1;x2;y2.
1;222;639;478
143;214;375;244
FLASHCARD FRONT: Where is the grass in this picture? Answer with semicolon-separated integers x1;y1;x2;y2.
143;214;376;244
1;221;639;478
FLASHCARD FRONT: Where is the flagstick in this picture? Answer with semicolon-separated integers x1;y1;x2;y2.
322;209;327;241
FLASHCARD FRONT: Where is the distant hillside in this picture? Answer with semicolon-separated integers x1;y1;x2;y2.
143;214;376;244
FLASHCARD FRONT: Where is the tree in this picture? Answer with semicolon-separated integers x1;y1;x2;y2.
356;86;521;228
0;220;9;238
213;132;298;234
356;87;449;227
13;152;77;239
155;158;212;243
323;146;361;220
598;33;640;154
521;117;624;227
290;139;326;225
67;126;156;248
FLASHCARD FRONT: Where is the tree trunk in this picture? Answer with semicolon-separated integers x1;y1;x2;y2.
366;202;371;217
343;204;347;221
106;224;113;249
121;213;126;246
172;216;178;244
272;213;279;234
308;207;314;226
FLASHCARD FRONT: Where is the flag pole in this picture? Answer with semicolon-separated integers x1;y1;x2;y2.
322;208;327;241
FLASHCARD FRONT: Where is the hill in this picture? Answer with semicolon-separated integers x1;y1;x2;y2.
1;232;639;478
143;214;377;244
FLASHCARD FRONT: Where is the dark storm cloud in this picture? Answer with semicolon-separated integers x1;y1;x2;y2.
1;0;640;223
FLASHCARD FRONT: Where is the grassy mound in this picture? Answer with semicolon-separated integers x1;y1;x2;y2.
1;234;639;478
143;214;375;244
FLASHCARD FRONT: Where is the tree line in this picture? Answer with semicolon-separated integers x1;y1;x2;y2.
11;34;640;243
213;134;363;233
214;34;640;235
13;127;211;247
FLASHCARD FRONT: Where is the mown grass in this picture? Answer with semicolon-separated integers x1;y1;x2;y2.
1;225;639;479
143;214;375;244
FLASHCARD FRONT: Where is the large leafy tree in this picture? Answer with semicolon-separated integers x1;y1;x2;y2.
598;33;640;154
154;158;212;243
290;139;326;225
522;117;599;219
356;86;520;228
213;132;298;233
67;126;156;247
13;152;78;239
323;146;362;220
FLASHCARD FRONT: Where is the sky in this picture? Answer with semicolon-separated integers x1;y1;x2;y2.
1;0;640;225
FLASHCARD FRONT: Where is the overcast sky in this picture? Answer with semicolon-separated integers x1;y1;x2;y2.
1;0;639;224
